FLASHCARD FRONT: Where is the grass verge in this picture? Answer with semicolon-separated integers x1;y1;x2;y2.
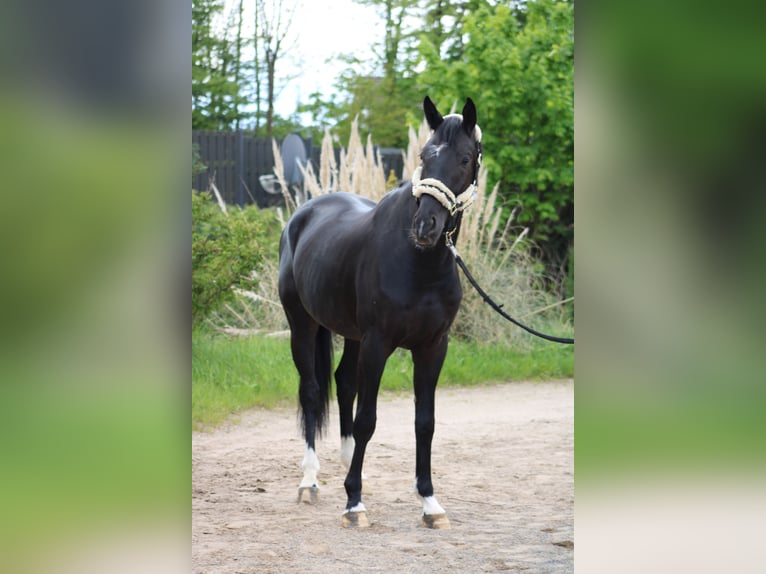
192;329;573;430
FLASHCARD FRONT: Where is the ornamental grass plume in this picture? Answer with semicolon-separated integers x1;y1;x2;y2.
212;119;571;346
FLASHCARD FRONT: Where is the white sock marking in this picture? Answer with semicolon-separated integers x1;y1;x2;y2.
299;446;319;488
422;496;446;515
340;436;354;470
341;436;367;479
415;477;446;515
344;502;367;514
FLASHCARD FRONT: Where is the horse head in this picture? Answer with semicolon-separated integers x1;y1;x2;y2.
411;96;482;249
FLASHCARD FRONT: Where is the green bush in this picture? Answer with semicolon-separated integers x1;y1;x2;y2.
192;143;207;180
418;0;574;262
191;191;280;325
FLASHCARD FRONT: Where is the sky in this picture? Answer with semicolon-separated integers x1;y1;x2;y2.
276;0;382;117
222;0;382;120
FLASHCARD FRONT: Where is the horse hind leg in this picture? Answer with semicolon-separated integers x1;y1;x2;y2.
296;330;322;504
298;448;320;504
287;314;332;505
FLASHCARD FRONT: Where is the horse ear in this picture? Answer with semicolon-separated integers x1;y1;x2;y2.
461;98;477;137
423;96;443;131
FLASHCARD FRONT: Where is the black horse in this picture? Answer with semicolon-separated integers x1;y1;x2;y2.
278;96;482;529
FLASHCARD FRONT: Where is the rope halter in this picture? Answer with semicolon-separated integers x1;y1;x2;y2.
411;120;483;216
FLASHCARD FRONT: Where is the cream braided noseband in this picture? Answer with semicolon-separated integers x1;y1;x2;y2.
412;118;482;215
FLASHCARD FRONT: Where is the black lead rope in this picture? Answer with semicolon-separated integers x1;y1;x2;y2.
446;236;575;345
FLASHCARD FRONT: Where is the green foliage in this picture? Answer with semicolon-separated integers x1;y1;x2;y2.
192;329;574;429
268;113;311;140
335;74;422;148
298;0;424;147
192;143;207;181
418;0;574;252
297;0;573;267
299;73;420;149
422;0;487;61
191;191;280;325
192;0;251;129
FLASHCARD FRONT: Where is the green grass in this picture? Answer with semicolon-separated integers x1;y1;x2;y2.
191;331;297;428
192;329;573;430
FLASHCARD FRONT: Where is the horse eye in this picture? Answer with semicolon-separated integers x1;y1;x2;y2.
461;156;471;165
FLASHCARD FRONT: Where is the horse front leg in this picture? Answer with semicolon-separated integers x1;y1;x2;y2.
335;338;359;472
412;336;450;529
342;331;391;528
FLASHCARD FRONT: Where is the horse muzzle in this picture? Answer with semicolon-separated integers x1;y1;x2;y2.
413;214;440;248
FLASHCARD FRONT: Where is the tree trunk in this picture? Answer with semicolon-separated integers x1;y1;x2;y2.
254;0;262;136
267;52;275;138
234;0;244;130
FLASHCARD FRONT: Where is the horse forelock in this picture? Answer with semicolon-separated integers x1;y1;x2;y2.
432;116;467;144
432;114;482;144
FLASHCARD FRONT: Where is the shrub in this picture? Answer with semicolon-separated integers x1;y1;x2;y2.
191;191;280;325
192;143;207;180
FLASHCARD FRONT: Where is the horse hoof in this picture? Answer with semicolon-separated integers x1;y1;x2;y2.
422;513;450;529
341;511;370;528
297;486;319;505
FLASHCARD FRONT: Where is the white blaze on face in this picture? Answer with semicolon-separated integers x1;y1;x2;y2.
431;143;447;158
299;446;320;488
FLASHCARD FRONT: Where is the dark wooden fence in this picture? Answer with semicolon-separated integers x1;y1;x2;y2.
192;130;404;207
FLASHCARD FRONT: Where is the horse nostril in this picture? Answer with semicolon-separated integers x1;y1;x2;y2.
415;214;439;242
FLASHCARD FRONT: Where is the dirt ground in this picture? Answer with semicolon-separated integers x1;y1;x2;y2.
192;381;573;573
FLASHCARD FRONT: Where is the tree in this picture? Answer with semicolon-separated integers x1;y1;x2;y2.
421;0;487;62
297;0;423;148
256;0;298;138
192;0;250;129
233;0;246;130
418;0;574;269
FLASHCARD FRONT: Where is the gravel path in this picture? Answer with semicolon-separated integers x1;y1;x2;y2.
192;380;573;573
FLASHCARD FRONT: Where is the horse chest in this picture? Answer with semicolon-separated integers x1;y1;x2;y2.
402;288;460;319
410;296;458;333
374;269;462;344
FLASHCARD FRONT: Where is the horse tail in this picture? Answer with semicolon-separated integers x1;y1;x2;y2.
312;326;333;437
